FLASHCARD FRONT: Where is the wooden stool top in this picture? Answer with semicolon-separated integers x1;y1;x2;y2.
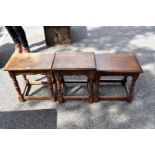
4;52;55;71
95;53;143;73
52;52;96;70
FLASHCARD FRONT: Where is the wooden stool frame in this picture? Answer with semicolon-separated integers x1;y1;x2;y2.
54;70;95;104
94;73;140;103
8;71;55;102
5;52;143;104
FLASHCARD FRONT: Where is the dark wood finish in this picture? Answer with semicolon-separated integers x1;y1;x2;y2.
46;71;55;101
9;72;25;102
4;52;143;104
95;53;143;102
4;53;54;71
54;72;63;103
44;26;71;46
24;96;50;100
53;52;96;70
4;53;55;103
53;52;96;104
95;53;143;73
127;74;139;102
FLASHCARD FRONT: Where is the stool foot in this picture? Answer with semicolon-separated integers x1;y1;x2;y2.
126;96;132;103
18;96;25;102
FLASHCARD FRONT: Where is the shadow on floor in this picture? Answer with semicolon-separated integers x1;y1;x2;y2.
0;42;14;69
32;45;49;53
29;40;50;53
29;40;46;48
56;26;155;52
0;26;4;38
0;109;57;129
71;26;87;43
85;26;155;51
30;26;88;52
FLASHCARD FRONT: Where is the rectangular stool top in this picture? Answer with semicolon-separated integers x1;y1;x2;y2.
4;52;55;71
53;52;96;70
95;53;143;73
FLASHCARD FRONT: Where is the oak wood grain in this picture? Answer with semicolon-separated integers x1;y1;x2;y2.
4;53;55;71
95;53;143;73
53;52;96;71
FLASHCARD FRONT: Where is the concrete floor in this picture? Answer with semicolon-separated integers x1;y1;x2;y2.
0;26;155;128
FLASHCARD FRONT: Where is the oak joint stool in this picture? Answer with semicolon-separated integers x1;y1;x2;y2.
52;52;96;104
4;53;55;103
95;53;143;102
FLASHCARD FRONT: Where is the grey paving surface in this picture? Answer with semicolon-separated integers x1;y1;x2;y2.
0;26;155;129
0;109;57;129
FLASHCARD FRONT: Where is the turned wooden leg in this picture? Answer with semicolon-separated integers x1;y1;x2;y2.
122;76;127;86
88;72;95;103
46;72;55;102
61;76;65;88
22;74;31;96
22;75;29;84
52;73;57;92
94;74;100;102
9;72;24;102
55;72;63;104
127;74;139;102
